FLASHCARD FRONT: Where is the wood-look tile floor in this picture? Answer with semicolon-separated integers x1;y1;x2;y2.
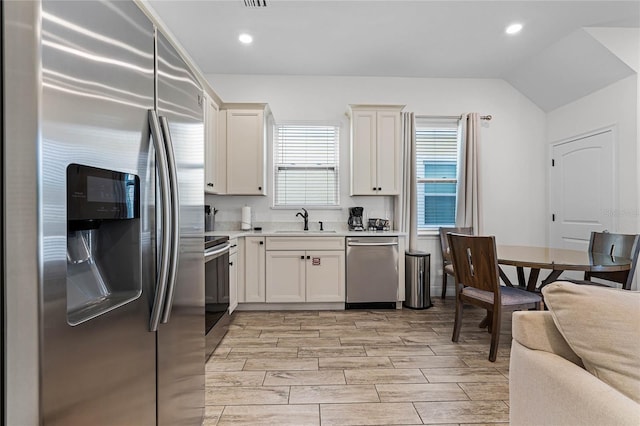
205;298;514;425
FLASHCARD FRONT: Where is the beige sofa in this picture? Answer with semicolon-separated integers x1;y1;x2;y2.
509;282;640;425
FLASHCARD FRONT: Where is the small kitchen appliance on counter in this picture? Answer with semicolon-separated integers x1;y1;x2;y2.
348;207;365;231
368;218;390;231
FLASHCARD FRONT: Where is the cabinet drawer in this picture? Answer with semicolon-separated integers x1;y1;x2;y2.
266;237;345;251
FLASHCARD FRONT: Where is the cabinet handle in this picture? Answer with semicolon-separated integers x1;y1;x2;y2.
372;187;376;191
207;182;214;187
306;255;310;259
258;186;262;191
378;187;382;191
300;256;305;260
259;241;264;245
229;261;233;266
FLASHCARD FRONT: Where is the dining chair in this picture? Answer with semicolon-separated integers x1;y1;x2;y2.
573;231;640;290
447;233;542;362
438;226;473;299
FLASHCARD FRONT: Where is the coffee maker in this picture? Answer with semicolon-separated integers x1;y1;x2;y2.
348;207;365;231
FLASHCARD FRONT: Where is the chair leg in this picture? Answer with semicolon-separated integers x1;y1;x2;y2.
488;308;501;362
478;309;493;334
452;295;464;342
441;263;447;299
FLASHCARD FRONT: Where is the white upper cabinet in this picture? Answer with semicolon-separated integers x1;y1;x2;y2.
224;104;269;195
204;95;223;194
350;105;404;195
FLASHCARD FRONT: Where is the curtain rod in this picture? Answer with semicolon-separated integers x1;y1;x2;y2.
415;114;492;121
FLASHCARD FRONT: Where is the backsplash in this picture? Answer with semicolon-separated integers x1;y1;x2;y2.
205;194;396;232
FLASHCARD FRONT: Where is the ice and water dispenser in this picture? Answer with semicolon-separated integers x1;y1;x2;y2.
66;164;141;326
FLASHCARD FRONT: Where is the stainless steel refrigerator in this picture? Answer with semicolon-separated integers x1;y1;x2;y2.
2;1;205;424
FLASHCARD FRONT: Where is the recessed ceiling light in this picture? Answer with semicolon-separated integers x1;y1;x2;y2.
239;33;253;44
505;23;523;35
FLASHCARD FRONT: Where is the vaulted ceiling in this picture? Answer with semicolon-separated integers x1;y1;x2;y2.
147;0;640;111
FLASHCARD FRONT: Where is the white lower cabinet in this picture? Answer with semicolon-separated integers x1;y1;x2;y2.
305;251;345;302
264;237;346;303
266;251;306;302
244;236;266;302
228;239;238;313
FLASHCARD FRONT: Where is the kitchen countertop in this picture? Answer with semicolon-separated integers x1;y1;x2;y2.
204;230;407;238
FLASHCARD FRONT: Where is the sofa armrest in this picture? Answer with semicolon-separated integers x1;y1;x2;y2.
512;311;583;367
510;340;640;425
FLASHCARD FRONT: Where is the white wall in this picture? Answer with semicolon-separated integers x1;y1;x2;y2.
206;75;548;295
207;74;548;237
546;74;639;234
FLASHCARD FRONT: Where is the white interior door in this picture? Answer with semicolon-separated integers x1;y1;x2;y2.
550;128;615;249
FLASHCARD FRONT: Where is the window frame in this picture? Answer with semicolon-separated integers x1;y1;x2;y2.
415;117;461;232
272;122;341;209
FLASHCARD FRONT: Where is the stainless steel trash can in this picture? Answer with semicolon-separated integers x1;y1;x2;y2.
404;251;432;309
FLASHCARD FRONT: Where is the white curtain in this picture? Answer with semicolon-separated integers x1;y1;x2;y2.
456;113;481;232
395;112;418;251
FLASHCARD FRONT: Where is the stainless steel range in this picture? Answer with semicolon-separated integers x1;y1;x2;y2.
205;236;231;358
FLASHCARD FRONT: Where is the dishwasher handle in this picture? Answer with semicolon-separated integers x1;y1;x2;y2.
347;241;398;247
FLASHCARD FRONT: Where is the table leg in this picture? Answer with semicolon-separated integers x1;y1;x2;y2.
541;270;564;288
499;267;514;287
527;268;540;292
478;316;488;329
517;267;526;288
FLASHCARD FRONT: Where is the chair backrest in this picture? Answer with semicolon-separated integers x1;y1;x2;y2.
439;226;474;261
588;231;640;289
447;233;500;297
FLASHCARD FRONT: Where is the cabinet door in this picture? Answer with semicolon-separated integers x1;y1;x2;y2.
351;110;377;195
244;237;266;302
204;96;220;193
376;110;401;195
226;109;265;195
266;251;306;303
216;109;228;194
305;250;345;302
229;251;238;313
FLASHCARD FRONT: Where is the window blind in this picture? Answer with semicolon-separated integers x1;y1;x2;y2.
274;124;339;206
415;118;460;229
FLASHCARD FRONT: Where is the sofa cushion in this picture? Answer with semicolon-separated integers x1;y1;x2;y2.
542;281;640;403
511;311;583;367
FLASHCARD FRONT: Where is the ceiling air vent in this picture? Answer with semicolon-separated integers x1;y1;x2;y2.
244;0;267;7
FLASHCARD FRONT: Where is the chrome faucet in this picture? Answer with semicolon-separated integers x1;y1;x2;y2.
295;208;309;231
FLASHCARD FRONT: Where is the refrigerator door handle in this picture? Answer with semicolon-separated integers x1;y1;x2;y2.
159;115;181;324
148;110;172;332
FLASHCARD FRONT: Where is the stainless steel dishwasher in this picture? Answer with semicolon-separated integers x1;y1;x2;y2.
346;236;399;309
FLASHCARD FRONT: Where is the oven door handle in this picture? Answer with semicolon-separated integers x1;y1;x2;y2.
205;243;232;259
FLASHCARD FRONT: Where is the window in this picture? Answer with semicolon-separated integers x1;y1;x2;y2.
415;117;460;230
274;123;339;207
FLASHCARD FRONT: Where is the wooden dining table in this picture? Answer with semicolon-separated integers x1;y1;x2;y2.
496;245;633;291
